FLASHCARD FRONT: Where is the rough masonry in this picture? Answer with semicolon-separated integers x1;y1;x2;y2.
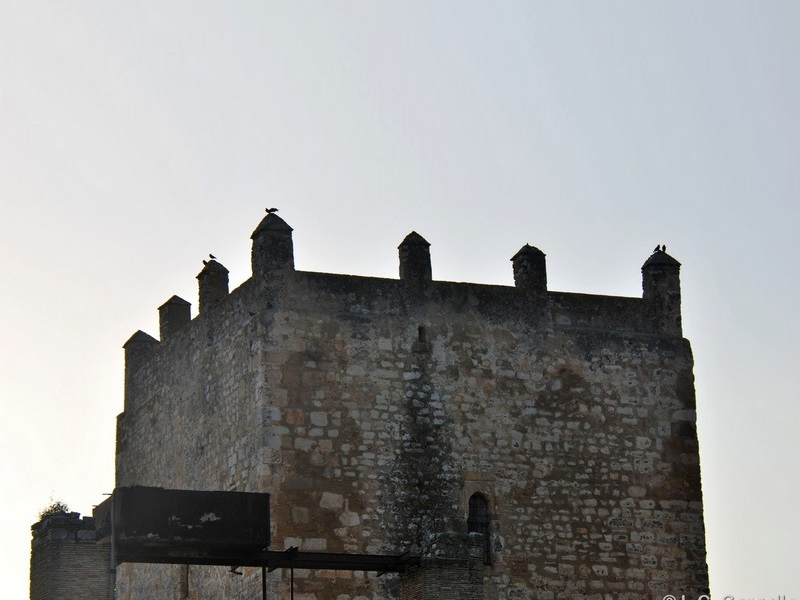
30;512;111;600
113;213;708;599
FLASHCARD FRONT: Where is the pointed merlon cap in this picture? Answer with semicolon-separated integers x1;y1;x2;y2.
251;212;294;238
511;244;545;261
398;231;432;287
397;231;431;249
196;259;230;278
251;212;295;276
122;330;159;349
158;295;191;310
511;244;547;292
642;249;681;269
158;295;191;340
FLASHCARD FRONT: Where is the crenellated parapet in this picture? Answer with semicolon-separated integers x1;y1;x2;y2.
251;211;295;280
398;231;433;293
197;260;229;313
121;213;685;394
642;247;683;336
511;244;547;293
122;330;159;411
158;295;191;340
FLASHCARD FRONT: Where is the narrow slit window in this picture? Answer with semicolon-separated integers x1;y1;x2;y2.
468;493;491;565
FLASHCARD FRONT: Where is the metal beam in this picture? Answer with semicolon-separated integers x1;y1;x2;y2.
115;545;419;572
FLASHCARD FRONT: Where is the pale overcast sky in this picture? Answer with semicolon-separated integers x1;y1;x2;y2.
2;2;799;598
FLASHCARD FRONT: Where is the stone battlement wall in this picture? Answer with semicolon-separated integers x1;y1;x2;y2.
30;513;111;600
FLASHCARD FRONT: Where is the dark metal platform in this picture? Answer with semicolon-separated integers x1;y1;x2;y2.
95;487;419;574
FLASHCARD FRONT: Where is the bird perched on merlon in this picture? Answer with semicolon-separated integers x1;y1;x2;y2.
209;253;217;260
266;207;279;214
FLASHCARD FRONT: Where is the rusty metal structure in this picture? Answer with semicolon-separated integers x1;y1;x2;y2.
94;487;419;599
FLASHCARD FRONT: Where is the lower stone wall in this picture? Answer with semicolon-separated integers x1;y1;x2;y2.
400;559;485;600
30;513;112;600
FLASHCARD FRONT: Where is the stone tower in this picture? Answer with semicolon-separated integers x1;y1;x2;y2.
112;215;708;599
30;511;111;600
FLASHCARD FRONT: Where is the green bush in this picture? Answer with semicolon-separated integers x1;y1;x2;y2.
39;500;70;520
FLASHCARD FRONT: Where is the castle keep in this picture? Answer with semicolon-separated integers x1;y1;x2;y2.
113;213;708;599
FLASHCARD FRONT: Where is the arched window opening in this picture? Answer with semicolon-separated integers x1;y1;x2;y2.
467;493;491;565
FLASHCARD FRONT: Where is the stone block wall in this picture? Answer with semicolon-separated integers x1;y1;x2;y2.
113;214;707;599
30;512;111;600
